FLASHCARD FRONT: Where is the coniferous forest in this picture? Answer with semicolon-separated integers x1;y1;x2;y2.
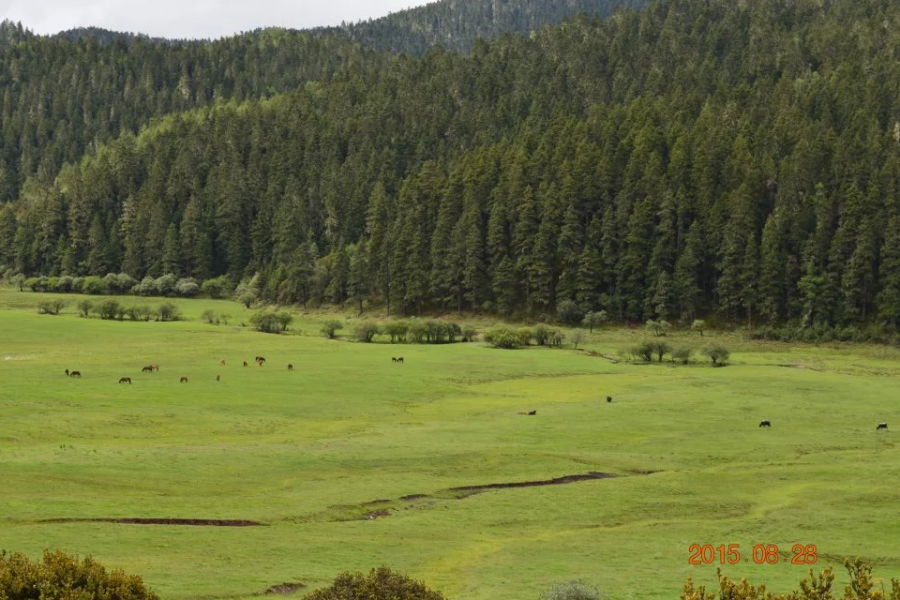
3;0;900;330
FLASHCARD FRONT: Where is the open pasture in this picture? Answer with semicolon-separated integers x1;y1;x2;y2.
1;288;900;600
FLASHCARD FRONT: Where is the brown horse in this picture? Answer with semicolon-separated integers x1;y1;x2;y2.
219;359;226;366
216;375;221;382
180;376;189;383
69;370;81;378
149;364;159;372
119;377;131;384
142;366;153;373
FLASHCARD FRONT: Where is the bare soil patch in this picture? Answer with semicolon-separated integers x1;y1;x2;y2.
40;517;264;527
449;472;616;496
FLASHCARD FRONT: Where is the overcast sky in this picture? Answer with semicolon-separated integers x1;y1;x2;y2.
1;0;434;39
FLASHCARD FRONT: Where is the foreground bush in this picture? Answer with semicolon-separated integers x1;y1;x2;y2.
541;580;608;600
353;322;380;343
0;549;159;600
484;326;528;349
321;320;343;339
305;567;445;600
682;558;899;600
37;300;66;315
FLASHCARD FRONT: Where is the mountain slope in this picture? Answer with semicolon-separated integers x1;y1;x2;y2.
337;0;649;55
5;0;900;329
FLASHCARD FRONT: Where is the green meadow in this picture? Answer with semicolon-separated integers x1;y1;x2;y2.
1;287;899;600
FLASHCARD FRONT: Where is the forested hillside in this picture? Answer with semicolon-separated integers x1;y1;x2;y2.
0;0;641;203
337;0;648;55
0;23;375;202
4;0;900;329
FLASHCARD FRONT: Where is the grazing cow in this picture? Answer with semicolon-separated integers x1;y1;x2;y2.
69;371;81;378
142;366;153;373
759;420;771;428
606;396;612;403
65;369;69;377
877;422;888;431
288;364;294;371
119;377;131;384
180;376;189;383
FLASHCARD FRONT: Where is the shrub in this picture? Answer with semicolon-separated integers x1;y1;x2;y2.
275;311;293;332
126;305;152;322
547;328;566;347
569;330;585;350
55;275;74;292
702;344;730;366
557;299;585;325
484;326;528;349
646;319;671;337
321;320;343;339
103;273;121;293
649;341;672;362
201;275;233;299
305;567;446;600
218;314;231;325
673;346;693;365
629;342;654;362
353;322;380;343
77;299;93;317
154;274;178;297
235;277;260;308
71;277;85;293
250;311;280;333
37;300;66;315
156;302;181;322
691;319;706;336
23;276;41;291
532;324;552;346
116;273;138;293
97;300;121;320
45;277;59;291
133;277;156;296
582;310;608;332
83;276;107;295
201;309;216;324
175;278;200;297
0;549;160;600
407;321;428;344
461;326;478;342
382;321;408;343
541;580;608;600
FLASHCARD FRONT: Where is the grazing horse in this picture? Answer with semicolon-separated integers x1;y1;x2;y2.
243;361;248;367
877;422;888;431
180;376;189;383
219;359;226;366
119;377;131;384
65;369;69;376
606;396;613;403
528;410;537;416
142;366;153;373
149;364;159;372
287;364;294;371
256;356;266;366
216;375;221;382
395;357;404;364
759;420;771;428
69;371;81;378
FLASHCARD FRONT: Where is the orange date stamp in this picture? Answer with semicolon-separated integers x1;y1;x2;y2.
688;544;818;566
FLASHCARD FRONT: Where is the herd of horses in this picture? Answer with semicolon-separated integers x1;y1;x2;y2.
64;355;403;385
758;419;887;431
60;365;890;431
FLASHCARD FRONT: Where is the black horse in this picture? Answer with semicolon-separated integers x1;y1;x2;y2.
759;420;771;428
877;422;888;431
119;377;132;384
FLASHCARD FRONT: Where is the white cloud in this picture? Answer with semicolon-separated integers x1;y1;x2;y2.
1;0;432;39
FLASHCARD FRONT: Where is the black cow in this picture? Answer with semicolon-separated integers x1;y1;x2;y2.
119;377;132;384
877;422;888;431
759;420;771;428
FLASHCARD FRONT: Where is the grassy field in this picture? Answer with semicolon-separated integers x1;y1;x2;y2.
1;287;899;600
